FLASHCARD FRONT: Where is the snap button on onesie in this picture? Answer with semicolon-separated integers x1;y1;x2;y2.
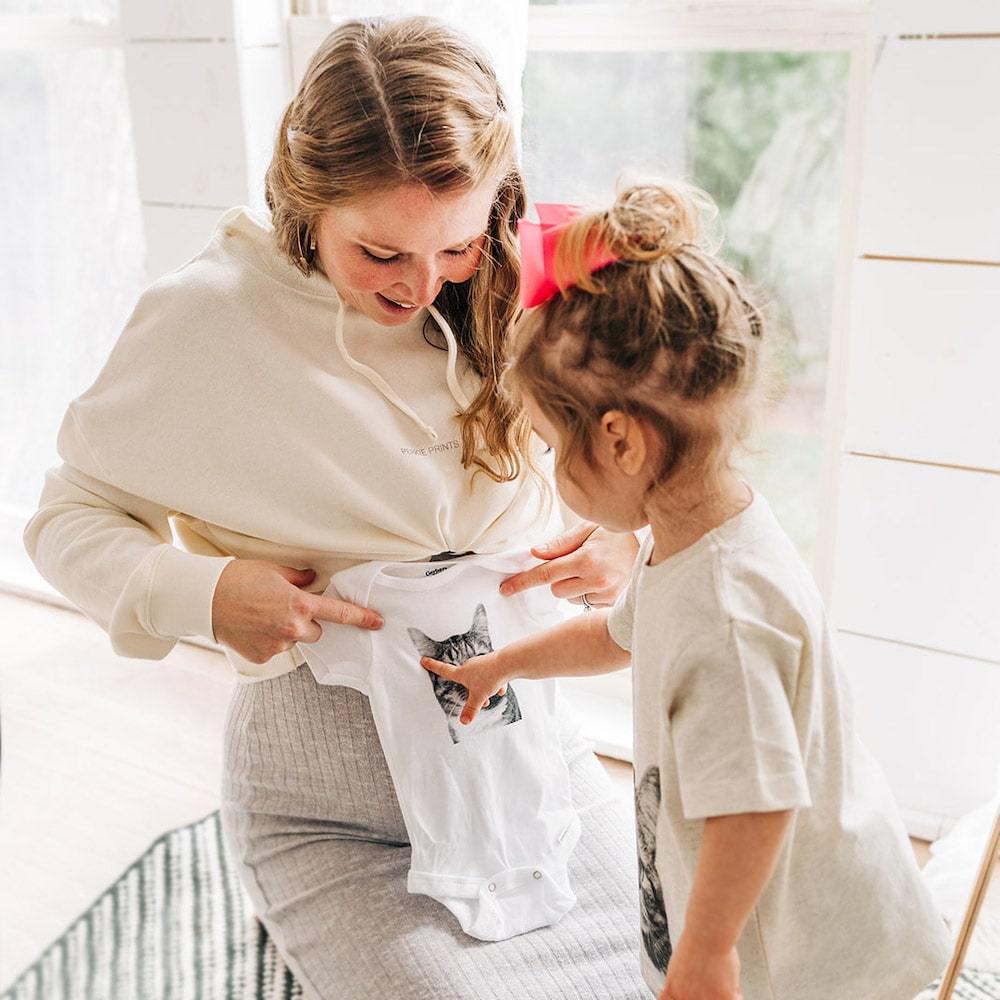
297;548;581;941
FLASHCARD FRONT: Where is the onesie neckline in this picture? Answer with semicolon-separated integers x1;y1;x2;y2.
373;549;538;592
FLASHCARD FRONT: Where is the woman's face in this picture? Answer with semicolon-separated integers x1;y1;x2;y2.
313;180;497;325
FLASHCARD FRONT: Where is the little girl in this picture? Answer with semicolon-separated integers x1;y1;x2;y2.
420;181;951;1000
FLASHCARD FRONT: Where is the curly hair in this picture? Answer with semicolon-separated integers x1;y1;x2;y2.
505;177;769;500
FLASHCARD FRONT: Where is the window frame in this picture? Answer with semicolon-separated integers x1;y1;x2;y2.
0;12;120;51
523;1;874;759
1;5;874;732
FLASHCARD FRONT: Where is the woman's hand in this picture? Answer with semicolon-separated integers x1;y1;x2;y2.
660;939;742;1000
419;651;511;726
499;521;639;607
211;559;383;664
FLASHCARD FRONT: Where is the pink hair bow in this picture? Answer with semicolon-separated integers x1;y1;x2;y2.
517;203;618;309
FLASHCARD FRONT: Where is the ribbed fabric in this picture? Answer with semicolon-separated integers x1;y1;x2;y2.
220;665;651;1000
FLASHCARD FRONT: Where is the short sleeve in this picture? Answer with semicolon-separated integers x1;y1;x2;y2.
668;620;812;820
295;566;375;692
296;630;371;691
606;535;649;652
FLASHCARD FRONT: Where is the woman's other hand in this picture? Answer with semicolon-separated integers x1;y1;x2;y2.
499;522;639;607
211;560;383;664
419;651;510;726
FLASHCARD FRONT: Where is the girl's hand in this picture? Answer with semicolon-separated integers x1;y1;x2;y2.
419;651;511;726
499;522;639;608
661;939;742;1000
212;559;383;664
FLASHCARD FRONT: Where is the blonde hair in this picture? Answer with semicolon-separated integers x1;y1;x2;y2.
265;15;535;484
505;178;767;502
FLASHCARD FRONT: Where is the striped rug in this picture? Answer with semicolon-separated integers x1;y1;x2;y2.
918;973;1000;1000
1;811;303;1000
3;808;999;1000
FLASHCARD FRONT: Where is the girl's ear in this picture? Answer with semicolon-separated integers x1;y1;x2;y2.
601;410;648;476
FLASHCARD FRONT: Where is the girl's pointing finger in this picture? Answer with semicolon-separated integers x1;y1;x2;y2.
420;656;454;677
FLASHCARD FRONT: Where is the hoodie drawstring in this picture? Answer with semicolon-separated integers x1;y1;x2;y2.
334;297;471;442
428;302;474;413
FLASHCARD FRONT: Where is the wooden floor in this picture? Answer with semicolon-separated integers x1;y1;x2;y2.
0;591;932;990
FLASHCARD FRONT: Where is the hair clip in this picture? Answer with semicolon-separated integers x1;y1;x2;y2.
517;203;618;309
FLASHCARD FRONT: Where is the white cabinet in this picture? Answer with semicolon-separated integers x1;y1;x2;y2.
837;632;1000;841
844;258;1000;471
857;38;1000;262
832;456;1000;664
875;1;1000;36
121;0;290;279
126;42;248;208
832;13;1000;832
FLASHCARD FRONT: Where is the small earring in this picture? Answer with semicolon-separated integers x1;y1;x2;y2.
309;234;316;252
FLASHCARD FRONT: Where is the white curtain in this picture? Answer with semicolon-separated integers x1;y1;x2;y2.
0;24;146;594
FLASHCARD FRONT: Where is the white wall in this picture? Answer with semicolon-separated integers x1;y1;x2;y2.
830;0;1000;840
122;0;289;280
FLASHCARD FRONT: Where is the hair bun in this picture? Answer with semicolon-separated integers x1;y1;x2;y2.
605;179;707;263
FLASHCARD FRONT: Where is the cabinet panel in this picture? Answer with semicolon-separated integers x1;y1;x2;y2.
844;258;1000;471
832;456;1000;663
857;39;1000;262
875;2;1000;36
126;42;247;207
836;631;1000;838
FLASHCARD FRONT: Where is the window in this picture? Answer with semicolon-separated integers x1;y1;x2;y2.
521;1;870;757
0;8;145;596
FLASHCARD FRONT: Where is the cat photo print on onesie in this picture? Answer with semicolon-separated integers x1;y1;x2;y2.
408;602;522;744
297;547;582;942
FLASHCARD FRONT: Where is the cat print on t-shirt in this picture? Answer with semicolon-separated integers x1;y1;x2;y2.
636;766;672;973
408;603;523;744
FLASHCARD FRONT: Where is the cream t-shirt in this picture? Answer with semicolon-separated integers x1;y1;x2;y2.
607;492;950;999
23;206;563;680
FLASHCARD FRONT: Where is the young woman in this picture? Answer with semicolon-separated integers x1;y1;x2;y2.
24;16;649;999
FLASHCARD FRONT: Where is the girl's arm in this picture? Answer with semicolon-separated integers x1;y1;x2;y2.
420;608;630;726
662;809;794;1000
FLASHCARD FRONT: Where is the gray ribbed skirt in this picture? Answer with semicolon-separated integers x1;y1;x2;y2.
221;663;650;1000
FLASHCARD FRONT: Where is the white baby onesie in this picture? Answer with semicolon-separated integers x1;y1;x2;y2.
297;548;582;942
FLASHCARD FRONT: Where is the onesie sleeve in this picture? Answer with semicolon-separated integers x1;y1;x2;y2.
294;568;376;691
23;452;234;664
667;621;812;820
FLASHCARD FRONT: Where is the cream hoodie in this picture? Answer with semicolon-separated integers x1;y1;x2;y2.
23;207;563;680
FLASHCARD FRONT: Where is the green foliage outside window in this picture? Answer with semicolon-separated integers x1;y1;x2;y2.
687;52;849;562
